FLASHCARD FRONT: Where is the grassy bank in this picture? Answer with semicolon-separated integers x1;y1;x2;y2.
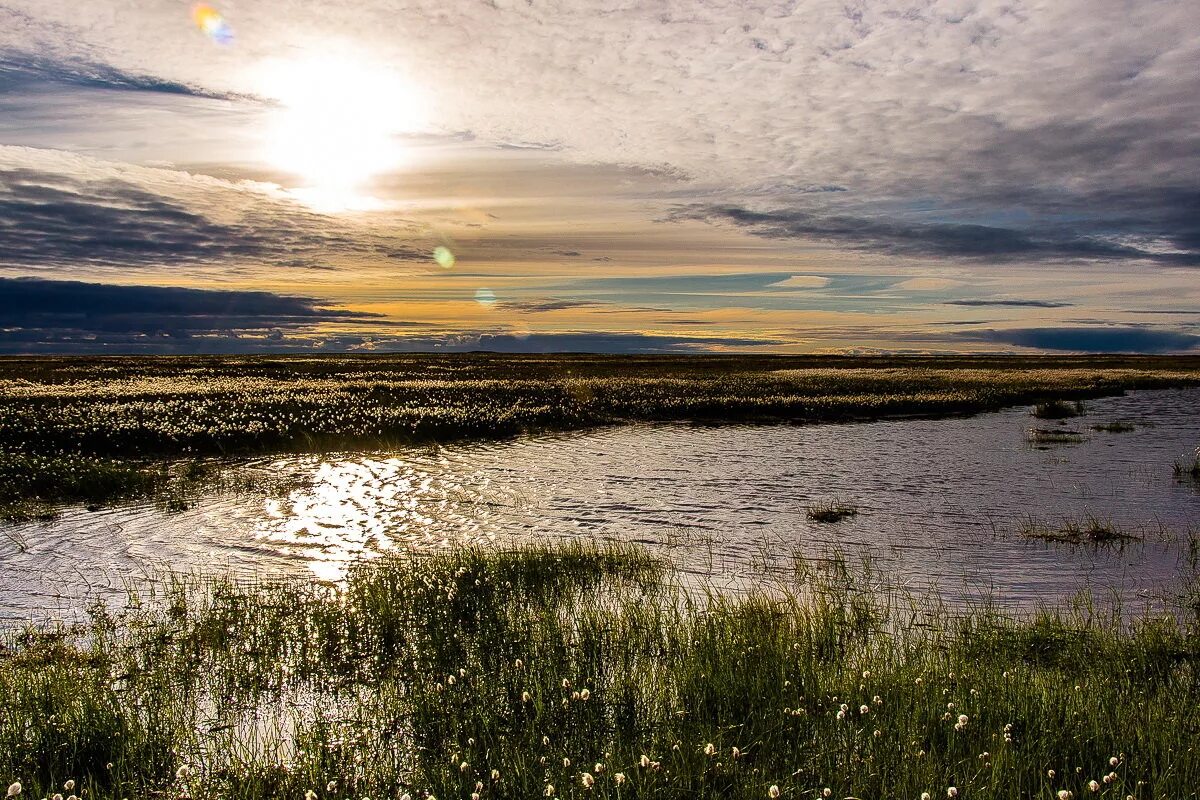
2;543;1198;799
2;354;1199;512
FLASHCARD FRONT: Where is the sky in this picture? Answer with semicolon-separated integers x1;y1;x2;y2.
0;0;1198;354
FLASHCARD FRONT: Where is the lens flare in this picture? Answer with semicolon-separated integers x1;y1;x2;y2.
191;4;233;45
475;288;497;307
433;246;456;269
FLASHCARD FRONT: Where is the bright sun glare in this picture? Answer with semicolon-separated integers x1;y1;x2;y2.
256;55;429;212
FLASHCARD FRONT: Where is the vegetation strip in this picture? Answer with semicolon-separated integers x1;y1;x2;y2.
2;354;1199;515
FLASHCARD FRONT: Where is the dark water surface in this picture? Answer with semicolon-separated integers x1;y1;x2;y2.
3;388;1198;622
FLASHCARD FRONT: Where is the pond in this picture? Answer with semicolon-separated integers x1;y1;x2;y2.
3;388;1198;622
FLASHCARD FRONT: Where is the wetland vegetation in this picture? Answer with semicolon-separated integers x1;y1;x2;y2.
2;354;1199;518
2;542;1200;800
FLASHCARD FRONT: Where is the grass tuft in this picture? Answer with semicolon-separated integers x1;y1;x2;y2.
1020;515;1141;545
1032;399;1087;419
806;498;860;523
1091;421;1136;433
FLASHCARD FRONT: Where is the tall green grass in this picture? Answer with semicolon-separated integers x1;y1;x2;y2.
2;543;1197;799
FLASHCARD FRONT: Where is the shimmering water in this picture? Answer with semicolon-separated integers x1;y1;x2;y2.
3;388;1198;621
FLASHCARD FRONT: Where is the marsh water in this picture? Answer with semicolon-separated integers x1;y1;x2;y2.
3;388;1198;622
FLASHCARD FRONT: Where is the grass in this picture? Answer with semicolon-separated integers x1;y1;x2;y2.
1026;428;1085;445
0;542;1198;800
1091;421;1136;433
1;353;1198;513
805;498;859;523
1020;516;1141;545
1175;451;1200;481
1031;400;1087;419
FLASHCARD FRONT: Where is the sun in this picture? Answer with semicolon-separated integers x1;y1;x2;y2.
254;54;429;211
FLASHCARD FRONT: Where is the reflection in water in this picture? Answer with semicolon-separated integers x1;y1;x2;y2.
2;388;1198;621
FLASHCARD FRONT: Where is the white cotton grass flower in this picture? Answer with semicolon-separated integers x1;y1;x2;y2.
1110;756;1120;767
543;784;555;797
63;782;74;792
948;788;958;798
614;773;626;785
305;791;317;800
594;763;605;774
52;793;63;800
768;785;781;798
822;789;832;798
704;743;717;757
491;769;500;781
400;794;411;800
1058;791;1074;800
579;688;591;701
640;755;651;768
732;746;742;760
327;780;338;793
580;773;595;789
5;784;19;798
921;794;931;800
1088;780;1101;792
563;757;571;769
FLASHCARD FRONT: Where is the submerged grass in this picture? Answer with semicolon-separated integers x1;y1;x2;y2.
1091;421;1136;433
1031;400;1087;420
805;498;859;523
2;353;1198;512
1175;450;1200;481
1;542;1198;800
1020;516;1141;545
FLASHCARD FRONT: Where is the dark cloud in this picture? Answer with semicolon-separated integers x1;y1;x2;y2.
960;326;1200;353
0;163;421;269
675;202;1200;266
0;276;375;341
497;299;606;312
945;299;1074;308
0;52;241;100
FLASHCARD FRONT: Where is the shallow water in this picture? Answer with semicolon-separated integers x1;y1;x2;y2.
3;388;1198;622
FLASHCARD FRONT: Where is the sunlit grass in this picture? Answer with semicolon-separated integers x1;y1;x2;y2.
1;542;1198;799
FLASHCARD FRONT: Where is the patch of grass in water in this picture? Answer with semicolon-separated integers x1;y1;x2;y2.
806;498;859;523
1174;451;1200;481
1032;399;1087;419
1020;515;1141;545
1027;427;1085;444
2;542;1197;799
1091;421;1136;433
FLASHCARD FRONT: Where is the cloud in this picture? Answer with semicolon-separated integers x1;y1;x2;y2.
497;299;606;313
676;205;1200;265
961;326;1200;353
946;299;1073;308
769;275;831;289
0;51;240;100
894;277;966;291
0;276;376;344
0;147;425;270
